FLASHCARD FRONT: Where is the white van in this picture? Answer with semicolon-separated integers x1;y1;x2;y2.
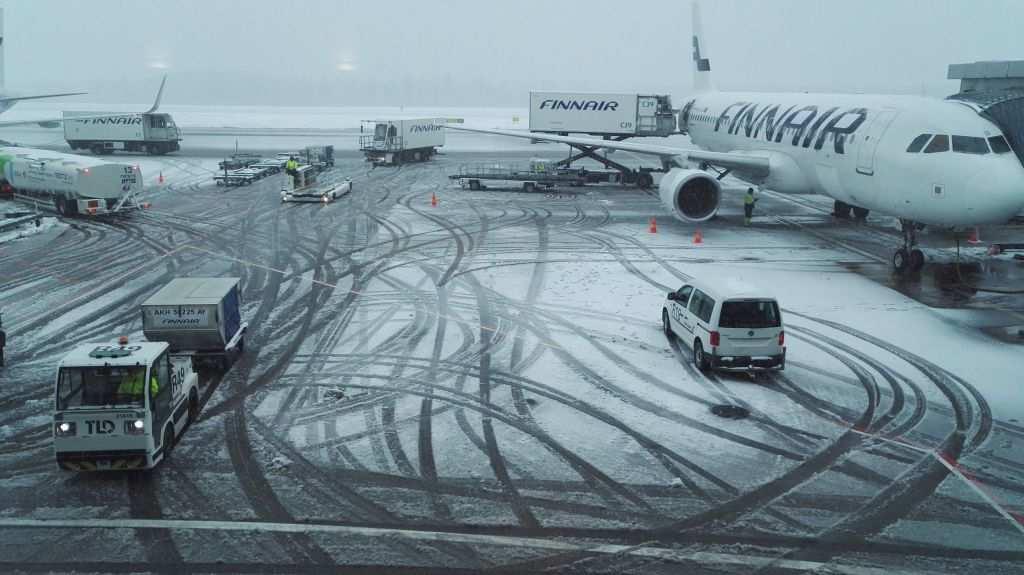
661;280;785;372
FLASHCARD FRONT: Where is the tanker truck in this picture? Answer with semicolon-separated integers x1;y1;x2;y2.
0;146;143;216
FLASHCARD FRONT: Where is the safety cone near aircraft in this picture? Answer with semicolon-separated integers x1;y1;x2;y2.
431;192;438;207
693;229;703;244
968;227;981;244
649;217;658;233
158;171;164;184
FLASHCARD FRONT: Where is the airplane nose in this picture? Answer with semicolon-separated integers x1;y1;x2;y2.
965;162;1024;223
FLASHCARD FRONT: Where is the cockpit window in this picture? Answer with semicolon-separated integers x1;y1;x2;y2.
951;135;989;155
923;134;949;153
988;135;1012;154
906;134;931;153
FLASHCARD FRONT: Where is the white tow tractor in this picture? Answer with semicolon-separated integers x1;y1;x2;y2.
280;163;351;203
53;336;199;471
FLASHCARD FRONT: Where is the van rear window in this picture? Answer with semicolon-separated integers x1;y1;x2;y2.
719;300;781;329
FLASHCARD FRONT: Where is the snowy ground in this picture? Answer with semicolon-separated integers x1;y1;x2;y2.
0;144;1022;573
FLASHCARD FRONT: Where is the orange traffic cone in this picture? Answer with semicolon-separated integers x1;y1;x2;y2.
158;171;164;184
693;229;703;244
431;192;438;207
648;217;658;233
967;227;980;244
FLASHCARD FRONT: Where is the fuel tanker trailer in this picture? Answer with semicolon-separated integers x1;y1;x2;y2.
0;146;143;216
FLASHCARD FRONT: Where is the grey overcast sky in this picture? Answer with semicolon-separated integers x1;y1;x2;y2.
0;0;1020;106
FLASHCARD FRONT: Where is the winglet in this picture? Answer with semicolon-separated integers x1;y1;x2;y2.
692;3;715;92
145;75;167;114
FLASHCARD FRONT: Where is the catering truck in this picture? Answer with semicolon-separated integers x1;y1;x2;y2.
0;146;143;216
529;92;677;137
359;118;445;165
64;111;181;155
53;277;246;472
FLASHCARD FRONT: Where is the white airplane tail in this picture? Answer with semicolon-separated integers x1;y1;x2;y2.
691;3;715;92
145;75;167;114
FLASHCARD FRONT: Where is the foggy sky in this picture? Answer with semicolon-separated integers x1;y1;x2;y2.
1;0;1021;107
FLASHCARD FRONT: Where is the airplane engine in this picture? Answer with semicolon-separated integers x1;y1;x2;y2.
658;168;721;222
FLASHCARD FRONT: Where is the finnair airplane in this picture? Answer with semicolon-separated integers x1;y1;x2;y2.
452;4;1024;272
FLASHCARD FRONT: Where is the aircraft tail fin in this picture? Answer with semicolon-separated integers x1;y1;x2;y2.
691;3;715;92
145;75;167;114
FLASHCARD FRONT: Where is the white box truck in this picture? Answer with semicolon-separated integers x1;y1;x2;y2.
64;111;181;155
0;146;143;216
359;118;445;165
529;92;676;137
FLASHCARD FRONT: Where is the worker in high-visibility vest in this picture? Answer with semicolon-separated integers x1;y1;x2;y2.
744;187;758;226
117;370;159;400
285;157;298;176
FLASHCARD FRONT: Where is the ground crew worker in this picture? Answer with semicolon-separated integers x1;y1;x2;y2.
117;370;159;400
744;187;758;226
285;156;298;176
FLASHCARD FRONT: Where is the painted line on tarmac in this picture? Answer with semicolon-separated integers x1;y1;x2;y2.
0;517;932;574
844;427;1024;538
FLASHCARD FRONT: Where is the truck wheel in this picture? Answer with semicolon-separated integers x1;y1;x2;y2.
469;180;481;191
694;340;710;371
523;182;536;192
187;392;199;424
413;151;422;162
91;145;104;155
162;426;175;461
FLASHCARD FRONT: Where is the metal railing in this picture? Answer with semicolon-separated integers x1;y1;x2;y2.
359;135;404;152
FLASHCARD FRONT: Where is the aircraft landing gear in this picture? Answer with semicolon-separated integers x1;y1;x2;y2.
893;218;925;273
833;200;852;219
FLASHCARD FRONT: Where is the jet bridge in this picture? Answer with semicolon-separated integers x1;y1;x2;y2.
947;60;1024;167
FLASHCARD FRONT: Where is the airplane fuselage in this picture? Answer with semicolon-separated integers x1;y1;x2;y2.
679;91;1024;227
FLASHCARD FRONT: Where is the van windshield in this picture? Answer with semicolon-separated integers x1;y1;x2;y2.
57;366;148;410
719;300;781;329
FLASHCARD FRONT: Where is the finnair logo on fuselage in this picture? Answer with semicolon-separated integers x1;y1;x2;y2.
410;124;443;133
708;101;868;154
539;100;620;112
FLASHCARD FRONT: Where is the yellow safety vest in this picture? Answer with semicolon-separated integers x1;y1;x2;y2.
744;194;756;205
118;373;159;397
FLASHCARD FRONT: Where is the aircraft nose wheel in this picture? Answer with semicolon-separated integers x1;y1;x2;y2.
894;219;925;273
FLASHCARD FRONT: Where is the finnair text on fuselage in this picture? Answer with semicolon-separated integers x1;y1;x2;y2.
685;99;868;154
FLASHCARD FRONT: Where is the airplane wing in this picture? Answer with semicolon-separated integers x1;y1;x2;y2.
447;126;770;179
0;91;87;105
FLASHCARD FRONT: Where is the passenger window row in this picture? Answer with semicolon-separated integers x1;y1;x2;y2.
907;133;1011;155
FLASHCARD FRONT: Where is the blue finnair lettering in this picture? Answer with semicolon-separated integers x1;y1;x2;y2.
538;99;620;112
410;124;443;133
710;101;868;154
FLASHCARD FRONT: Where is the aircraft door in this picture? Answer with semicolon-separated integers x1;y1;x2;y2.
856;110;897;176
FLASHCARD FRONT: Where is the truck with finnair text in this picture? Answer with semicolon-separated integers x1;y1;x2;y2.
64;111;181;155
529;91;677;137
359;118;445;165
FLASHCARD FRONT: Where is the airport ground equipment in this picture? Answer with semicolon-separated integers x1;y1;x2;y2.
359;119;444;165
53;337;199;471
141;277;247;369
529;92;676;138
218;153;262;171
64;111;181;155
213;165;274;187
449;160;655;191
947;60;1024;167
0;146;143;215
281;163;351;203
299;145;335;171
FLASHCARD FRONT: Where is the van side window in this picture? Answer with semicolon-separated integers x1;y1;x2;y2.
676;285;693;304
698;296;715;323
688;290;704;315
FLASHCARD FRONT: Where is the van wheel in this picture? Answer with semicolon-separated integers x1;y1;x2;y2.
662;309;674;339
694;340;710;371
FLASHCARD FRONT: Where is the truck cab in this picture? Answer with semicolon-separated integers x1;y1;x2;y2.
53;338;198;471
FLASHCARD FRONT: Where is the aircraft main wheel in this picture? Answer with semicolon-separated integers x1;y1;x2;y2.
909;248;925;271
833;200;852;219
893;248;909;273
852;206;870;219
662;309;674;339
